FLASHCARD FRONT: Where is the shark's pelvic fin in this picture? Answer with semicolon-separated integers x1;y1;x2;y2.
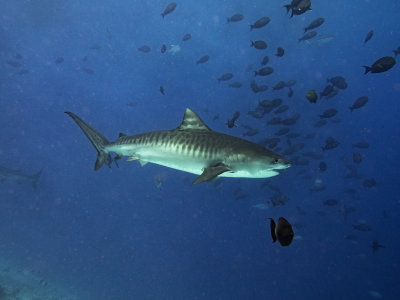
65;112;111;170
193;163;231;184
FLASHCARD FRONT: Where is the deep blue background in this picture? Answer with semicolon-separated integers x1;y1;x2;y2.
1;0;399;299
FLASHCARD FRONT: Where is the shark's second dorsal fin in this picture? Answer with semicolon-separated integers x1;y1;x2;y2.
176;108;211;131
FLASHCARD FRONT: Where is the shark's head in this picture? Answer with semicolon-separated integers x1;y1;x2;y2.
227;145;291;178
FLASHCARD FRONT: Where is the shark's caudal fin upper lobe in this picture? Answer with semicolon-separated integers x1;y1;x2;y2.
65;112;111;170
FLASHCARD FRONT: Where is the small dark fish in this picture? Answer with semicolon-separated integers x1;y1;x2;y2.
327;76;347;89
275;128;290;136
284;0;312;17
89;44;101;50
320;85;334;98
322;137;339;151
320;108;338;119
319;161;327;172
306;90;318;103
182;33;192;41
324;199;339;206
161;2;177;18
304;18;325;32
287;132;300;139
275;47;285;57
349;96;368;112
371;240;385;253
353;153;362;164
255;67;274;76
226;111;240;128
363;56;396;74
352;142;369;149
288;87;293;98
242;125;259;137
364;30;374;43
6;60;21;68
281;113;300;125
261;56;269;65
285;80;297;87
250;16;270;30
196;55;210;64
161;44;167;53
160;86;165;95
353;223;372;232
269;217;294;246
267;117;282;125
251;40;267;50
218;73;233;82
83;68;94;75
363;178;377;188
138;45;151;53
272;81;286;91
274;105;289;114
313;119;327;128
393;46;400;56
16;69;29;75
55;57;64;64
228;82;242;88
299;31;317;42
227;14;244;23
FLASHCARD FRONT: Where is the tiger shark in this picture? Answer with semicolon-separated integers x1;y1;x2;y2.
65;108;290;184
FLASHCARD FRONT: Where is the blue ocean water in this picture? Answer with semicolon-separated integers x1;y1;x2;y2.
0;0;399;299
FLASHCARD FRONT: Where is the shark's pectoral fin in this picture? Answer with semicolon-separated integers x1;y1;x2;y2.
139;160;148;167
193;164;231;184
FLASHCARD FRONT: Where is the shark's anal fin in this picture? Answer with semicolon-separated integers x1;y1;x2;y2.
193;163;231;184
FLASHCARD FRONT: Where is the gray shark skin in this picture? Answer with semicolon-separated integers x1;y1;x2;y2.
0;165;42;189
65;109;291;184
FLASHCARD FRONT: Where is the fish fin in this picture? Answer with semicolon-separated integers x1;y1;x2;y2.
176;108;211;131
269;218;277;243
283;5;291;14
193;164;231;184
65;112;111;170
362;66;371;74
139;160;148;167
126;156;139;162
119;132;127;138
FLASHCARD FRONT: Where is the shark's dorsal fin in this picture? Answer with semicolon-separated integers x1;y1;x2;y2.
119;132;127;138
176;108;211;131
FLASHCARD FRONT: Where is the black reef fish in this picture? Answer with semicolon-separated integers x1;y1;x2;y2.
269;217;294;246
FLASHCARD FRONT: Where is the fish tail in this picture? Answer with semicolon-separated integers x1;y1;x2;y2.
65;112;111;171
362;66;371;74
31;169;42;190
284;5;291;13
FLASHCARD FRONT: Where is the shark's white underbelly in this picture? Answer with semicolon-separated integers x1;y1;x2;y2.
105;144;279;178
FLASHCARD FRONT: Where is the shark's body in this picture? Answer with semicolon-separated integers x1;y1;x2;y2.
0;165;42;189
66;109;290;184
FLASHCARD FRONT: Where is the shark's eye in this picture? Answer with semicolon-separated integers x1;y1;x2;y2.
274;158;279;164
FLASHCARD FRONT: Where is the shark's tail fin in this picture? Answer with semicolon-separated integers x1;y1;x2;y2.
31;169;42;190
65;112;111;170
